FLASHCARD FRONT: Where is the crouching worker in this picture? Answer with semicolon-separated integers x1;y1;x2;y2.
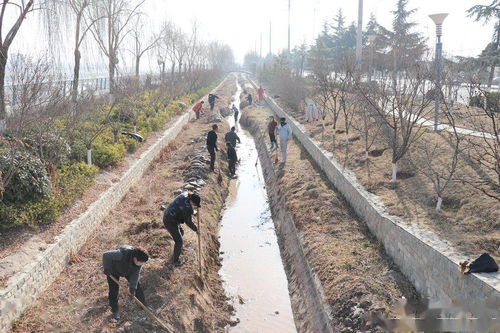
163;193;201;267
226;141;238;177
102;245;149;320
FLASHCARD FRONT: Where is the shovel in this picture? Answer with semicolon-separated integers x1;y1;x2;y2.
197;209;202;276
108;275;174;332
217;154;223;184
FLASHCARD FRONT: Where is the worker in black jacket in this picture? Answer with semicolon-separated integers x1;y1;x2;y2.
206;124;218;171
246;93;253;105
163;193;201;266
102;245;149;320
208;93;219;111
224;126;241;148
226;141;238;176
232;104;239;122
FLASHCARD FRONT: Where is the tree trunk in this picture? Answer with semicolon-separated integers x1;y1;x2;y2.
86;143;92;165
391;161;398;182
487;22;500;88
488;63;495;88
113;128;119;144
108;58;115;104
365;150;370;183
435;195;443;211
135;55;140;77
71;49;81;113
0;50;8;134
332;126;337;151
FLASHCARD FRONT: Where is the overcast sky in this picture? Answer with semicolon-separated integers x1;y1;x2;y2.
9;0;497;74
142;0;495;62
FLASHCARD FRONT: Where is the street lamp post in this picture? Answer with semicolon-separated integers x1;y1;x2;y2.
429;13;448;132
356;0;363;71
367;34;377;83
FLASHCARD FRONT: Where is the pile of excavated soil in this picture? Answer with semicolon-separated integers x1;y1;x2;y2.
242;105;419;333
10;82;237;333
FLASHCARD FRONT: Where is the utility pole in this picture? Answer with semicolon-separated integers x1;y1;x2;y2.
356;0;363;70
269;21;272;55
260;33;262;58
288;0;291;53
312;0;318;40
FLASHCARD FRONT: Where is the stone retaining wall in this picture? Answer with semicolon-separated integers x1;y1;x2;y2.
247;78;500;304
0;78;226;333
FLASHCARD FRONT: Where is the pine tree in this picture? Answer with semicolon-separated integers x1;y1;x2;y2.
390;0;427;72
468;0;500;87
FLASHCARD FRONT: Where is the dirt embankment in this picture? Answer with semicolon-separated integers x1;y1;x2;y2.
10;81;236;333
241;103;419;333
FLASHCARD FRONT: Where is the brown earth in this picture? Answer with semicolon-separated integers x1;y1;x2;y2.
10;81;237;333
258;83;499;261
241;104;419;332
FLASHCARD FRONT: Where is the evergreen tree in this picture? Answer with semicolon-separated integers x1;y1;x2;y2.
468;0;500;87
390;0;427;72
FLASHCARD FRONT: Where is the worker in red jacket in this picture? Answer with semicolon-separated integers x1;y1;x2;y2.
193;100;204;119
257;86;265;103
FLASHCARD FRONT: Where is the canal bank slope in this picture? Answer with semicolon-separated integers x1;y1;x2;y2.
10;80;236;333
241;105;418;332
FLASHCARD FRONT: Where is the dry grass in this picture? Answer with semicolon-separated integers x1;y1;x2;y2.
279;93;499;261
244;105;419;332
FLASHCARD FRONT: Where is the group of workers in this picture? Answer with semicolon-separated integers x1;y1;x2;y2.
100;84;292;322
102;191;202;320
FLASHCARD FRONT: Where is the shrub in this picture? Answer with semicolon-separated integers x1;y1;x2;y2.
0;150;51;203
92;142;126;168
469;92;500;113
57;162;98;208
0;198;60;231
24;133;71;166
69;140;87;162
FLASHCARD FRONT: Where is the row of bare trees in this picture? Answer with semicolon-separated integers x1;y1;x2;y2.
0;0;235;134
309;56;499;211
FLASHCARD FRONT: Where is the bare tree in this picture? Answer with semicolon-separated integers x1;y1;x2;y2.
0;0;37;134
357;62;433;182
312;70;343;148
461;87;500;201
130;14;161;77
159;21;177;78
410;106;461;211
2;55;65;186
68;0;102;110
45;0;103;112
352;94;383;183
89;0;144;103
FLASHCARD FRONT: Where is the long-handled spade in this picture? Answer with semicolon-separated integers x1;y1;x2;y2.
108;275;173;332
197;208;202;277
217;155;223;184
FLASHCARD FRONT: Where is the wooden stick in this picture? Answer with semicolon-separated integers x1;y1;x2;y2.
197;209;202;276
108;275;173;332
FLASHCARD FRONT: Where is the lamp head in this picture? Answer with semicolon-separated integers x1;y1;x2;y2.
429;13;448;37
